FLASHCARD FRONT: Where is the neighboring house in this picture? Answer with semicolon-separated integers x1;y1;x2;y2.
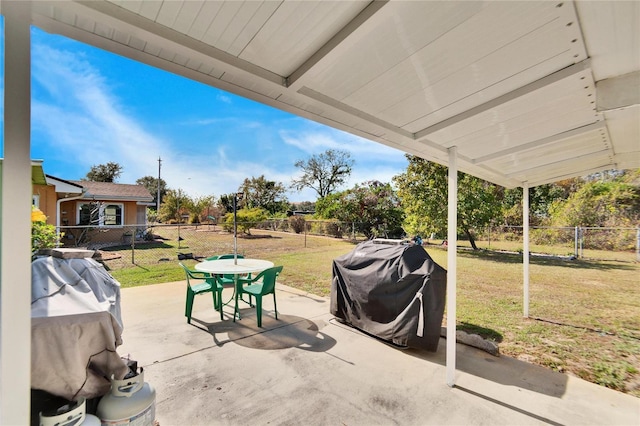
64;179;153;228
32;175;82;227
32;170;154;247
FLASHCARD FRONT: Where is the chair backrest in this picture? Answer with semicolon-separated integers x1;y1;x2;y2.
204;254;246;279
207;253;245;261
179;262;208;287
253;265;283;295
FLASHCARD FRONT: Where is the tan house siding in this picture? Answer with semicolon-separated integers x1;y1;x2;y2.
32;183;57;225
58;200;141;227
125;202;138;225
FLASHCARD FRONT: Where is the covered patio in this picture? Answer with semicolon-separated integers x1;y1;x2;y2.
113;280;639;424
1;1;639;423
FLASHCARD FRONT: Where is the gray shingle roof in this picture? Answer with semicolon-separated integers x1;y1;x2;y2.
70;180;153;202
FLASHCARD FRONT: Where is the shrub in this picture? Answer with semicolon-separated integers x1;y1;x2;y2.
289;216;306;234
278;219;290;232
323;219;344;238
222;208;268;234
32;207;61;253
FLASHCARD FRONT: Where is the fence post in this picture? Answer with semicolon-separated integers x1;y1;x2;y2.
636;227;639;262
574;226;579;258
131;227;135;265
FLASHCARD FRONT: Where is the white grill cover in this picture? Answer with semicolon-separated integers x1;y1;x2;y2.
31;256;128;400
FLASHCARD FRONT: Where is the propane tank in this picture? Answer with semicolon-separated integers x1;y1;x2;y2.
97;368;156;426
40;397;101;426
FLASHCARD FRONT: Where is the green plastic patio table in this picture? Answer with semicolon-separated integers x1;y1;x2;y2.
194;258;274;319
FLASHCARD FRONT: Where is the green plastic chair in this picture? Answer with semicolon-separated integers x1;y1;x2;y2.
205;254;253;305
203;254;256;308
234;265;283;327
179;262;224;322
206;253;244;261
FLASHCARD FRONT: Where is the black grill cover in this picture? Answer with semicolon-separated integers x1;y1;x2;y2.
331;240;446;351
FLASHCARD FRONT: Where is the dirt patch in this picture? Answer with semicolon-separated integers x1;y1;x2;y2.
94;250;122;261
240;234;274;239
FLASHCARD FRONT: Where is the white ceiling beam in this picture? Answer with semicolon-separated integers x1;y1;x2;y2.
298;86;416;140
505;149;613;179
295;86;488;166
414;59;593;140
472;121;607;164
286;0;390;90
67;0;286;86
596;70;640;112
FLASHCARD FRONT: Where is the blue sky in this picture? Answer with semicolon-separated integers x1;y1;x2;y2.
5;26;408;202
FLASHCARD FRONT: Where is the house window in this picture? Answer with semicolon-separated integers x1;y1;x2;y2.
33;195;40;209
103;204;122;225
78;202;123;227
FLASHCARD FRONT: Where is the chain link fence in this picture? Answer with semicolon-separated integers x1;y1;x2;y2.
58;219;372;270
473;225;639;262
58;221;639;269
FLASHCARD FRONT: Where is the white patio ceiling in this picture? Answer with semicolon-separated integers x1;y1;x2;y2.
1;3;638;421
23;0;639;189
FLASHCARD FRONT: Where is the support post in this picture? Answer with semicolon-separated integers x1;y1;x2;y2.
446;147;458;387
233;195;238;263
523;183;530;318
1;1;33;423
156;157;161;213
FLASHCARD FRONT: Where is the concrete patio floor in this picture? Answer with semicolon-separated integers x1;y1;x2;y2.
118;280;639;426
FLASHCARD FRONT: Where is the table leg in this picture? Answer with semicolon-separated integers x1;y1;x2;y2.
233;275;241;321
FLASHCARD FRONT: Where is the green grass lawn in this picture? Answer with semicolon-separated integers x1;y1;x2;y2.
109;230;640;397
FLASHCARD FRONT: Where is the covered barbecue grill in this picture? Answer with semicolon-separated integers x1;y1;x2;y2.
331;240;446;351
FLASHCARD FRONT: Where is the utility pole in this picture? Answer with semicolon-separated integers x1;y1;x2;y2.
157;157;162;213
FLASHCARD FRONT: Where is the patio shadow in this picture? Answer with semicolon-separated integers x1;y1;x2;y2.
330;318;567;398
456;248;636;271
193;313;337;353
404;338;568;398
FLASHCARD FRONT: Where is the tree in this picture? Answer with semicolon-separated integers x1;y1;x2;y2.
500;180;581;226
239;175;289;215
291;149;354;199
158;189;191;223
530;169;640;250
189;195;215;224
85;162;123;182
218;193;236;214
136;176;168;208
393;156;502;249
315;180;405;239
547;172;640;227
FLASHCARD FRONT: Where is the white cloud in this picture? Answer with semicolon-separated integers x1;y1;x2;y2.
280;123;406;161
28;37;407;205
28;42;289;200
32;43;171;183
217;94;232;104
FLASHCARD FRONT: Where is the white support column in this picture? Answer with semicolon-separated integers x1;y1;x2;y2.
1;1;33;424
523;183;530;318
446;147;458;387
